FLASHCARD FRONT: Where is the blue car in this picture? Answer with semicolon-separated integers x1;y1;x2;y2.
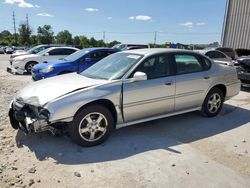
32;48;119;81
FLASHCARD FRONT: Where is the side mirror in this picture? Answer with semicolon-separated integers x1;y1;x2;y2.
44;52;50;56
132;72;147;82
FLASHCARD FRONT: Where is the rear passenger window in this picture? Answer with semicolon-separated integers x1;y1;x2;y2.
60;48;77;55
175;54;203;74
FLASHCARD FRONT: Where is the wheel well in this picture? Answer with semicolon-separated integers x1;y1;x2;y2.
75;99;117;125
212;84;227;97
59;71;72;75
25;61;38;68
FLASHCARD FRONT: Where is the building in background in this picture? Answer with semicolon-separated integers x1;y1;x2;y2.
221;0;250;49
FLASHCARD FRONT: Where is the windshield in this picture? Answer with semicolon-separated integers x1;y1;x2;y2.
27;45;46;54
36;48;50;56
27;46;38;53
64;49;90;61
112;44;126;50
81;53;143;80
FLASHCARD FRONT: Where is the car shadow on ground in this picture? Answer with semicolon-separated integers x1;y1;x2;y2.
15;104;250;164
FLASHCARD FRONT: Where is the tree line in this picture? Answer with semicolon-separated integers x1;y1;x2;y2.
0;23;120;48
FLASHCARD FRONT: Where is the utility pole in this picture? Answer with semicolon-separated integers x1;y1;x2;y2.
12;11;17;44
154;31;157;48
26;14;29;28
103;31;106;45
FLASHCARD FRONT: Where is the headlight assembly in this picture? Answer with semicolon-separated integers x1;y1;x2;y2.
40;66;54;73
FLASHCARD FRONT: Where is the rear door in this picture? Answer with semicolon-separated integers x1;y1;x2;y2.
173;53;212;111
123;53;175;122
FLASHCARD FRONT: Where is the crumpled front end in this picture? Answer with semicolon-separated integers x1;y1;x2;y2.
9;97;53;134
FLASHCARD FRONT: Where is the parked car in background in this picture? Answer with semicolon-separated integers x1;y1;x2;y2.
235;56;250;85
8;49;240;146
196;49;234;66
7;47;79;74
32;48;119;81
112;43;150;50
5;47;14;54
235;48;250;57
10;44;63;59
0;47;5;54
215;47;238;60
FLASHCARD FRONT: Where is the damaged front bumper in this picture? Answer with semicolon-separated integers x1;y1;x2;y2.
8;100;54;134
7;65;26;75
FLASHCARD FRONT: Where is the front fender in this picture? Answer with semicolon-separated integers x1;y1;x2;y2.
44;81;122;123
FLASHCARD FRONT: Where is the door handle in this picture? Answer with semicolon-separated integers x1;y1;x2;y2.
203;76;210;79
165;82;173;86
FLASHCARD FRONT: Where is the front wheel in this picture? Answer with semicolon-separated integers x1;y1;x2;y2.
69;105;114;147
25;62;37;74
201;88;224;117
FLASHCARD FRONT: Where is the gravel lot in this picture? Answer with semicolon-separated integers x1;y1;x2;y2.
0;54;249;188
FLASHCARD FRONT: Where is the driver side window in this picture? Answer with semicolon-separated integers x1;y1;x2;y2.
133;54;172;80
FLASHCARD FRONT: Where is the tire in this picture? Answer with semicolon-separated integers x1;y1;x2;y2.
25;61;38;74
201;88;224;117
69;105;114;147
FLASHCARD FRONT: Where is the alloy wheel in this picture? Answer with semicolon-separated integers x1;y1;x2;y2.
207;93;221;113
78;112;108;142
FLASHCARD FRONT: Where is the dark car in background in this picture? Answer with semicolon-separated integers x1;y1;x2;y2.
236;56;250;85
0;47;5;54
32;48;119;81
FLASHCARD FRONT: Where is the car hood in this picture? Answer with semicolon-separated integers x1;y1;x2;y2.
13;51;28;56
14;54;39;61
33;60;71;70
14;73;108;106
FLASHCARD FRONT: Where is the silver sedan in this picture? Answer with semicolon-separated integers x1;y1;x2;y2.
9;49;241;146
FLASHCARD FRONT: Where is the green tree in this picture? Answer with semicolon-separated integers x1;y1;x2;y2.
73;36;81;46
108;40;120;47
18;23;32;46
30;35;38;45
79;35;90;48
0;30;16;46
56;30;72;45
37;25;54;44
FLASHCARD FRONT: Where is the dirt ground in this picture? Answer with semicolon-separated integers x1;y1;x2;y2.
0;54;249;188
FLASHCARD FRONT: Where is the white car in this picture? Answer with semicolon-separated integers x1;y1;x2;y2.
7;47;79;74
196;49;234;66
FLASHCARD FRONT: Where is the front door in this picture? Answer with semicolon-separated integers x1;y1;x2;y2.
122;54;175;122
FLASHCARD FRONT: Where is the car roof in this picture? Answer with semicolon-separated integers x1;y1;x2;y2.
195;49;223;54
46;46;79;51
84;47;118;51
119;48;193;56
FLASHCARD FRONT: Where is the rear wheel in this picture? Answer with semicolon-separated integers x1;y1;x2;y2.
69;105;114;147
201;88;224;117
25;61;37;74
